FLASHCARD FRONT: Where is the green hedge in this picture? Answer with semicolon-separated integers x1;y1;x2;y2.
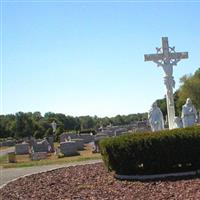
79;129;96;134
99;126;200;175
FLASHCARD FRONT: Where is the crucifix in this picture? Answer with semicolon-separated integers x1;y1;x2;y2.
144;37;188;129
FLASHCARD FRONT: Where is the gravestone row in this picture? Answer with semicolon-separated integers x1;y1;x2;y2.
14;137;54;160
0;140;15;147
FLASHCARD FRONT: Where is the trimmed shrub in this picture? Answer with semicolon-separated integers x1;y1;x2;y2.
99;126;200;175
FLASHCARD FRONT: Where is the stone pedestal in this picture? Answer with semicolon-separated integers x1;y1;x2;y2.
8;152;16;163
31;152;48;161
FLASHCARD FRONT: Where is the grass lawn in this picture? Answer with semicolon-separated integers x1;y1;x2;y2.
0;146;13;151
0;144;101;169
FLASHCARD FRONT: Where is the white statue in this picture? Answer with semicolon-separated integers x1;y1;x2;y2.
51;121;57;133
173;117;183;129
181;98;198;127
148;101;164;132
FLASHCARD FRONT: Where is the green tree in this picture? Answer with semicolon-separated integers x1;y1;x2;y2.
55;126;64;142
79;116;95;130
45;128;53;137
177;68;200;113
15;112;34;138
0;114;16;138
34;130;43;139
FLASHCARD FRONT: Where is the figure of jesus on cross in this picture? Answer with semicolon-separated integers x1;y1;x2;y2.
144;37;188;129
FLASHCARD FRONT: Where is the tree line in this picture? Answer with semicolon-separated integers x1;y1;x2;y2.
0;112;147;140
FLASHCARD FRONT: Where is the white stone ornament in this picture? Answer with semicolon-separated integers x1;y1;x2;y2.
51;121;57;133
181;98;198;128
148;101;164;132
173;117;183;129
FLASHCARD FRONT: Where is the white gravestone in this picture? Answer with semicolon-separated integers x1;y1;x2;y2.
144;37;188;129
148;101;164;132
181;98;198;127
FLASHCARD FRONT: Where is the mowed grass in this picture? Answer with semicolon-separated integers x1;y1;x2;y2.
0;144;101;169
0;146;12;151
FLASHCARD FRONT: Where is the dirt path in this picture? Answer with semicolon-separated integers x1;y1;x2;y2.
0;159;102;187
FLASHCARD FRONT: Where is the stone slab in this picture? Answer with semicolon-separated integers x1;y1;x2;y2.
31;152;48;161
15;143;29;155
60;141;78;156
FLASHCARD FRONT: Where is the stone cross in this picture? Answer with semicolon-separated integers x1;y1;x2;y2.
144;37;188;129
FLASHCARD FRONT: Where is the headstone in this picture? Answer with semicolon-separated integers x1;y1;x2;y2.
60;141;78;156
60;133;78;142
60;133;66;143
148;101;164;132
31;152;48;161
15;143;29;155
80;134;94;143
114;128;127;136
71;139;84;150
5;140;15;146
102;129;115;137
135;121;151;132
181;98;198;127
0;140;15;147
32;139;49;153
61;133;94;143
144;37;188;129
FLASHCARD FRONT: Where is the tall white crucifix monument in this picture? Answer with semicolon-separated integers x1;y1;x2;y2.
144;37;188;129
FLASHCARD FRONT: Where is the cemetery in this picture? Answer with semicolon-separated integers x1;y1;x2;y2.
2;0;200;195
1;143;101;168
1;36;200;199
0;54;200;200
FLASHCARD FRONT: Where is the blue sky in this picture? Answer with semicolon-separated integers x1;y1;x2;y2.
1;0;200;117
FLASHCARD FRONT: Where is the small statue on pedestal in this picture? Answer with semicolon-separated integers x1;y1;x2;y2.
148;101;164;132
181;98;198;127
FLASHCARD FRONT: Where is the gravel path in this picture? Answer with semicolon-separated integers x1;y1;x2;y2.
1;163;200;200
0;159;102;187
